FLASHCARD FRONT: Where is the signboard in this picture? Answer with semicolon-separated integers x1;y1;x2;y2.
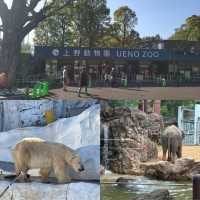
172;53;200;61
34;46;171;61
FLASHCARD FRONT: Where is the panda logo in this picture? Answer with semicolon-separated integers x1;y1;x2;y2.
52;49;60;57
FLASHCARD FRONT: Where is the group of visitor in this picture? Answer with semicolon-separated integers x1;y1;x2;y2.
62;63;118;86
62;64;128;97
63;66;88;97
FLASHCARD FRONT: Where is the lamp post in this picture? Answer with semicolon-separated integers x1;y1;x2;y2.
193;174;200;200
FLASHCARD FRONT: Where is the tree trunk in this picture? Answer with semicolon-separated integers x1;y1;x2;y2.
0;28;22;88
122;23;126;47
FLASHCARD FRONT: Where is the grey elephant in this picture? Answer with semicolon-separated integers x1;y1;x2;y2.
161;125;184;163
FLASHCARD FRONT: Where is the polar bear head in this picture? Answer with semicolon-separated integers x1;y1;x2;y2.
69;154;85;173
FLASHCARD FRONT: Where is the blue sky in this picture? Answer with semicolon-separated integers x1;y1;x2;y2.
107;0;200;39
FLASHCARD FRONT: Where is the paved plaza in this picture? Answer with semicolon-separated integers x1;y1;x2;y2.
48;87;200;100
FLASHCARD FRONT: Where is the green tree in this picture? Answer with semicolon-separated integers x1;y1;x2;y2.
34;0;110;48
71;0;110;47
34;1;73;47
135;34;161;48
109;100;139;108
113;6;138;47
170;15;200;41
0;0;74;87
97;23;122;47
161;100;195;120
21;42;32;54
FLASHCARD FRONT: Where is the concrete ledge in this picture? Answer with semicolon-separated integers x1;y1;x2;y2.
0;181;100;200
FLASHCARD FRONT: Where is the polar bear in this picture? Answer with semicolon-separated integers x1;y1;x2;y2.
11;138;84;183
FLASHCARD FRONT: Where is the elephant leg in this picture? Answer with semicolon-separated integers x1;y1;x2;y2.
162;147;167;161
177;144;182;158
171;152;176;163
167;148;171;161
161;137;168;161
171;142;178;163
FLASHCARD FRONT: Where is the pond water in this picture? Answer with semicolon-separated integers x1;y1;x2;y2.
101;176;192;200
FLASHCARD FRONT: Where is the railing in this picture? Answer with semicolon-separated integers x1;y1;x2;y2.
15;75;62;88
15;72;200;88
193;175;200;200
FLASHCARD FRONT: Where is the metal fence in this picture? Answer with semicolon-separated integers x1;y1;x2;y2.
182;120;195;145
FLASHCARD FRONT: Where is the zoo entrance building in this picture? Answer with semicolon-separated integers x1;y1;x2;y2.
33;40;200;87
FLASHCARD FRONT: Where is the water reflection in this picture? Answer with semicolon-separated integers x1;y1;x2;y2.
101;176;192;200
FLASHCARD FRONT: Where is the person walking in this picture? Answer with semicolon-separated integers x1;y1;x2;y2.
104;64;110;87
78;68;89;97
63;66;69;91
110;67;117;87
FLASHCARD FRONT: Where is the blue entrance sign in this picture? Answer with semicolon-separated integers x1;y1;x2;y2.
34;46;171;61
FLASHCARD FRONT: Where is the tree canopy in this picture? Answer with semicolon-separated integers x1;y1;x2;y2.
34;0;74;46
34;4;141;48
113;6;138;47
34;0;110;47
161;100;195;122
170;15;200;41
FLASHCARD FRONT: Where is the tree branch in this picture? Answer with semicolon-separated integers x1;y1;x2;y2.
22;0;73;37
42;0;74;18
21;10;45;38
26;0;43;12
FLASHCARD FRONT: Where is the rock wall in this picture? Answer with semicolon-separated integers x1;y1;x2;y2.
101;105;163;175
0;100;98;131
142;158;200;181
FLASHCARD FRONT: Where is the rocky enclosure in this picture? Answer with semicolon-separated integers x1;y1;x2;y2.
101;103;164;174
142;158;200;181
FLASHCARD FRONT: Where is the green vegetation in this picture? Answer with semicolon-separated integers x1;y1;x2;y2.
34;0;110;47
170;15;200;41
34;2;140;48
161;100;195;120
108;100;196;121
109;100;139;108
34;2;161;49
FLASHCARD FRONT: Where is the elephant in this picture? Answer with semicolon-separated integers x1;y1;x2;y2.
161;125;184;163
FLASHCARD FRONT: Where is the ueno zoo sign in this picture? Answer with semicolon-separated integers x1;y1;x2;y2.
34;46;170;61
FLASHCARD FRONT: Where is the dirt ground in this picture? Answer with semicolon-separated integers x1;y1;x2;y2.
48;86;200;100
158;145;200;161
